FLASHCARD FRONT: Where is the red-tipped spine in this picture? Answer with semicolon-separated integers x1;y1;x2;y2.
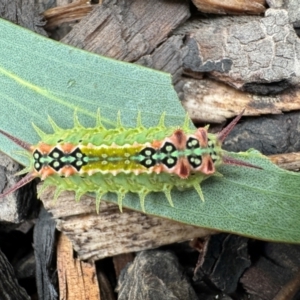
217;110;263;170
217;109;245;143
222;155;262;170
0;172;36;198
0;129;32;151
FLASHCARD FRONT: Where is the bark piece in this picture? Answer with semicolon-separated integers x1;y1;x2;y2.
196;294;233;300
264;243;300;271
180;78;300;123
241;244;300;299
192;0;266;15
280;0;300;27
98;271;116;300
183;9;300;93
117;250;198;300
61;0;190;61
57;233;101;300
0;152;38;223
241;257;287;300
222;111;300;155
266;0;283;8
194;234;250;294
136;35;188;85
273;269;300;300
40;186;215;261
113;253;134;278
0;247;30;300
0;0;47;35
34;207;58;300
14;252;35;280
43;0;93;29
241;259;283;300
269;152;300;171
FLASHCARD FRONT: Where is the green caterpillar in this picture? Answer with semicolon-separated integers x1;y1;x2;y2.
0;110;259;212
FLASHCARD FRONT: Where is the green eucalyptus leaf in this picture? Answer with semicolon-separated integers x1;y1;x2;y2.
0;18;300;243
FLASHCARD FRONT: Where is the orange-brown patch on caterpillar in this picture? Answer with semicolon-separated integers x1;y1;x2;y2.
151;140;163;149
176;158;190;179
40;166;56;180
169;129;186;149
197;155;215;175
153;158;191;179
194;128;208;147
36;143;54;154
60;143;77;153
59;165;77;177
152;164;164;174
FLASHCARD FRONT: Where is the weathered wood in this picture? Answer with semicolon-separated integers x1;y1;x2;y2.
191;0;266;14
0;248;30;300
181;78;300;123
223;111;300;156
241;244;300;299
275;0;300;27
269;152;300;171
61;0;190;61
116;250;199;300
194;234;250;294
273;269;300;300
57;233;100;300
0;153;23;223
98;271;116;300
40;187;215;261
182;9;300;94
0;0;47;35
136;35;188;86
14;252;36;280
0;152;38;223
34;207;58;300
43;0;93;29
113;253;134;278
